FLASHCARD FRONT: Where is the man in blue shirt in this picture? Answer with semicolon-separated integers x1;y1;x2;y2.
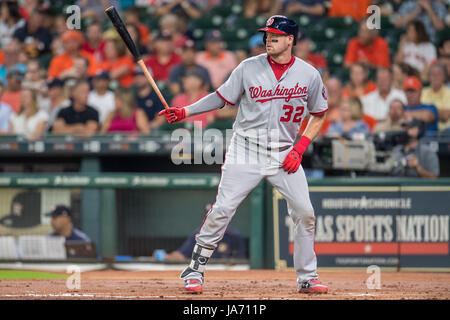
133;68;166;129
403;76;438;137
47;205;91;242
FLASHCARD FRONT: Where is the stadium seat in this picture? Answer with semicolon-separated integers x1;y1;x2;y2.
322;16;357;29
226;40;249;52
210;4;234;17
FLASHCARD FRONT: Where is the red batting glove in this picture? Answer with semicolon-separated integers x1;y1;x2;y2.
158;107;186;124
282;150;302;174
282;136;312;174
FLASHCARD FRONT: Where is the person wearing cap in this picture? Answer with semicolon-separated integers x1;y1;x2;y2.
99;38;135;88
87;71;115;123
47;30;99;80
248;33;266;57
12;8;52;58
133;67;166;129
144;31;182;82
294;32;328;77
403;75;439;136
0;79;13;133
1;67;23;114
45;78;71;132
195;30;238;90
171;69;216;129
169;39;212;96
391;118;440;178
47;205;91;242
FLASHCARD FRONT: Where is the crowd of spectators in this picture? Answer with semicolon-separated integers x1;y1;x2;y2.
0;0;448;149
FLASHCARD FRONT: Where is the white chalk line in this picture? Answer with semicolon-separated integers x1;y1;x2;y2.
0;293;312;300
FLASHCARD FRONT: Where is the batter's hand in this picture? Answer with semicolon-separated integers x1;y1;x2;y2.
158;107;186;124
282;135;312;174
282;149;302;174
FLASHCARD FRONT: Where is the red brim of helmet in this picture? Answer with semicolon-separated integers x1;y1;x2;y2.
258;27;288;35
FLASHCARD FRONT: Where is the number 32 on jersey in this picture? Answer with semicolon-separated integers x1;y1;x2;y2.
280;105;305;122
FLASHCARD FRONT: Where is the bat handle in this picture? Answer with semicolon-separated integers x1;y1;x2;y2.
137;59;170;110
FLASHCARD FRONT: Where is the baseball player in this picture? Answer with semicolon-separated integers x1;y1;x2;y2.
159;15;329;294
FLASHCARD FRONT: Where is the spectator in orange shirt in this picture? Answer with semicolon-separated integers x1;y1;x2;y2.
47;30;99;79
99;38;135;88
328;0;370;22
344;19;391;69
196;30;238;90
82;21;106;64
1;68;23;114
125;23;150;60
144;32;182;82
124;6;150;47
343;62;377;99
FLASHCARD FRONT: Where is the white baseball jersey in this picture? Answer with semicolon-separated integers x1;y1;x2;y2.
190;53;328;284
216;53;328;149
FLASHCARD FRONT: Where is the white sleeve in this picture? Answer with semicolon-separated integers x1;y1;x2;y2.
307;70;328;115
215;61;245;106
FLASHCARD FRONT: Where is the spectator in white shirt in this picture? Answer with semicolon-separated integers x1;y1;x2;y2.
362;67;407;121
87;71;115;123
9;88;48;140
395;20;437;79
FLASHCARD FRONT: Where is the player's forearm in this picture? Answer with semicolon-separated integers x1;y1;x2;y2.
291;113;326;157
185;92;225;117
302;113;327;141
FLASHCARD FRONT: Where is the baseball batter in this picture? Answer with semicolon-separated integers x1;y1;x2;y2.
159;15;329;294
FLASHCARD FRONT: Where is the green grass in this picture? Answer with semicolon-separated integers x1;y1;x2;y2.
0;270;69;280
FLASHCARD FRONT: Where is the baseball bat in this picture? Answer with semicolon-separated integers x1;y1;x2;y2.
104;6;169;110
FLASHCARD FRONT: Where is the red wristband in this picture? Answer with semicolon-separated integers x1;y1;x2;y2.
293;136;311;156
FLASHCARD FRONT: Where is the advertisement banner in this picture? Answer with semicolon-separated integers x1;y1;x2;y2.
273;186;450;270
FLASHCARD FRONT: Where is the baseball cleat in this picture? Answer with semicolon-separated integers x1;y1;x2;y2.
298;278;328;294
184;278;203;294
